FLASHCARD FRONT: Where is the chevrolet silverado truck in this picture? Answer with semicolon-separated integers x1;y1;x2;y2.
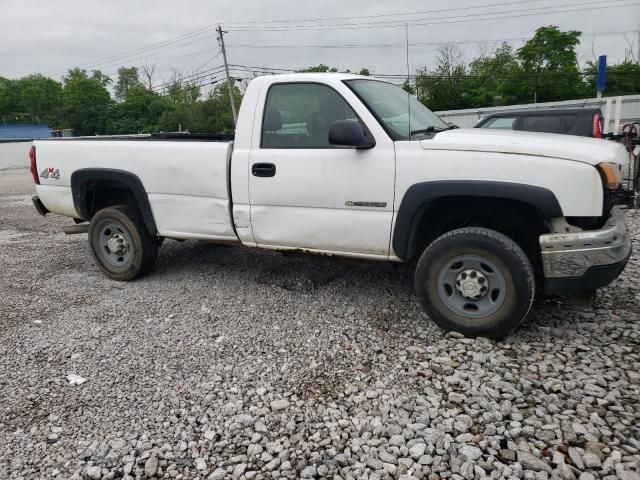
30;73;636;337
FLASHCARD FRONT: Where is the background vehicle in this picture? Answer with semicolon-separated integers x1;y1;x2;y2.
474;107;604;138
30;74;635;338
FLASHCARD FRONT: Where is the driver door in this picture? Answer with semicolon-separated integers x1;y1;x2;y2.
248;81;395;257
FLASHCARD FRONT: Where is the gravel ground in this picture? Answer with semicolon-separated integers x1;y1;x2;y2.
1;168;639;480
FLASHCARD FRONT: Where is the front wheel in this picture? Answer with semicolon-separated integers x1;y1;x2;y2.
88;205;158;281
415;227;535;338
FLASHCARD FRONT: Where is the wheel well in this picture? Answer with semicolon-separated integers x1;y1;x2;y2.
405;196;551;274
82;179;139;219
71;169;157;236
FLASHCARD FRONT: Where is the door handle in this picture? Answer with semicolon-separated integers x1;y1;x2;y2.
252;163;276;177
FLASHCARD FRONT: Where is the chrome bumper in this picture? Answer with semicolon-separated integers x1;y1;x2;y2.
540;207;632;279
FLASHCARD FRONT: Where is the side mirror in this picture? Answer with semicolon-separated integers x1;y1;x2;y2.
328;120;375;149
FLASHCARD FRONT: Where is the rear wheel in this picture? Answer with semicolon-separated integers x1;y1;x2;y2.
415;227;535;338
89;205;158;281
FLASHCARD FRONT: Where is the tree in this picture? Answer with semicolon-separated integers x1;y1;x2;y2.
61;68;112;135
141;62;157;89
584;60;640;97
358;68;370;76
17;74;63;125
0;77;21;122
109;85;173;134
416;44;470;111
115;67;142;100
164;69;200;105
465;42;519;107
513;26;587;102
298;64;338;73
91;70;113;88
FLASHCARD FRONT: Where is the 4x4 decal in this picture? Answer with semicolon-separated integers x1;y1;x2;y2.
40;167;60;180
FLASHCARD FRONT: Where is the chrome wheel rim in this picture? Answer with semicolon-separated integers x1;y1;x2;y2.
436;255;507;318
97;222;133;271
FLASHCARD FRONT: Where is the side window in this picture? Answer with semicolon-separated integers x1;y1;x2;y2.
261;83;358;148
521;115;573;134
482;117;517;129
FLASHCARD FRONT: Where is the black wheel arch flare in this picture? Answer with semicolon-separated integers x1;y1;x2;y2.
70;168;157;236
392;180;563;261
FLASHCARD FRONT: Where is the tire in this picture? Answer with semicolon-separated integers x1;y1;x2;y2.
88;205;158;281
414;227;535;338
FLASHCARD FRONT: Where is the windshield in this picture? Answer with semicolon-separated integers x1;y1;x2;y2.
345;79;449;140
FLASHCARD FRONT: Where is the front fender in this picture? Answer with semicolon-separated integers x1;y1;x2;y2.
391;180;563;261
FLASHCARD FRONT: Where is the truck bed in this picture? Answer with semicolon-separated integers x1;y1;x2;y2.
34;138;238;241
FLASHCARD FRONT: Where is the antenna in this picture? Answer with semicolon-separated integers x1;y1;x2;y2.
406;23;411;139
405;23;410;84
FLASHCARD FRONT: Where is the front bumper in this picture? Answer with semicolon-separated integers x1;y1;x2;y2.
540;207;632;294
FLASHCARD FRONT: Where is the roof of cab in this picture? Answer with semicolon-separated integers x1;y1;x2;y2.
254;72;383;83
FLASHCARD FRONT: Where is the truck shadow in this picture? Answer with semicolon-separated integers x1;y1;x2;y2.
153;239;639;340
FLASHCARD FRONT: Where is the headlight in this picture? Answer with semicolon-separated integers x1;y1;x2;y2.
596;162;623;189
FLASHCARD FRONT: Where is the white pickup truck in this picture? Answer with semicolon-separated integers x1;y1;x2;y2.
30;73;635;337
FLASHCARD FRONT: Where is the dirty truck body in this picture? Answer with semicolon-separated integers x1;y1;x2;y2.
31;73;634;337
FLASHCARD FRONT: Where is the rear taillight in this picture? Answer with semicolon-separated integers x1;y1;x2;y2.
593;113;603;139
29;145;39;184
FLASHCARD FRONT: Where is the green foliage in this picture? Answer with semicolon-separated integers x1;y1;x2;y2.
584;61;640;97
416;44;470;111
401;80;415;95
157;83;240;134
114;67;141;100
297;64;339;73
18;74;63;125
0;74;63;124
0;77;14;119
512;25;587;102
61;68;112;135
413;26;638;111
109;85;172;134
465;43;519;107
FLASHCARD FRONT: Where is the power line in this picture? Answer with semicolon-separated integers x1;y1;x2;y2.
225;31;637;49
223;0;549;25
67;34;217;77
150;66;226;92
41;0;637;79
195;51;222;71
99;46;217;82
45;27;216;76
226;1;640;31
39;1;638;81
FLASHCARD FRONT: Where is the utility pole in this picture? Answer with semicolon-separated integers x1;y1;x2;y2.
216;25;237;126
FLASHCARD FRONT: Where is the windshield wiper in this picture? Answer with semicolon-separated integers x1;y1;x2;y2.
410;125;456;136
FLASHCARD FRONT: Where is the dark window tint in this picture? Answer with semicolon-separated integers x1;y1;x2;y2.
482;117;516;129
520;115;576;134
261;83;357;148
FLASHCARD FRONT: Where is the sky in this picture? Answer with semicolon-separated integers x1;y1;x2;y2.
1;0;639;93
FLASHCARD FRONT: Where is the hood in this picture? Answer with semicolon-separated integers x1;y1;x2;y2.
420;128;628;166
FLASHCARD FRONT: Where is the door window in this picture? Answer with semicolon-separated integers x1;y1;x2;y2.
261;83;358;148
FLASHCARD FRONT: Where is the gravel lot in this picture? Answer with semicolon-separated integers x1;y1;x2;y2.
1;168;639;480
